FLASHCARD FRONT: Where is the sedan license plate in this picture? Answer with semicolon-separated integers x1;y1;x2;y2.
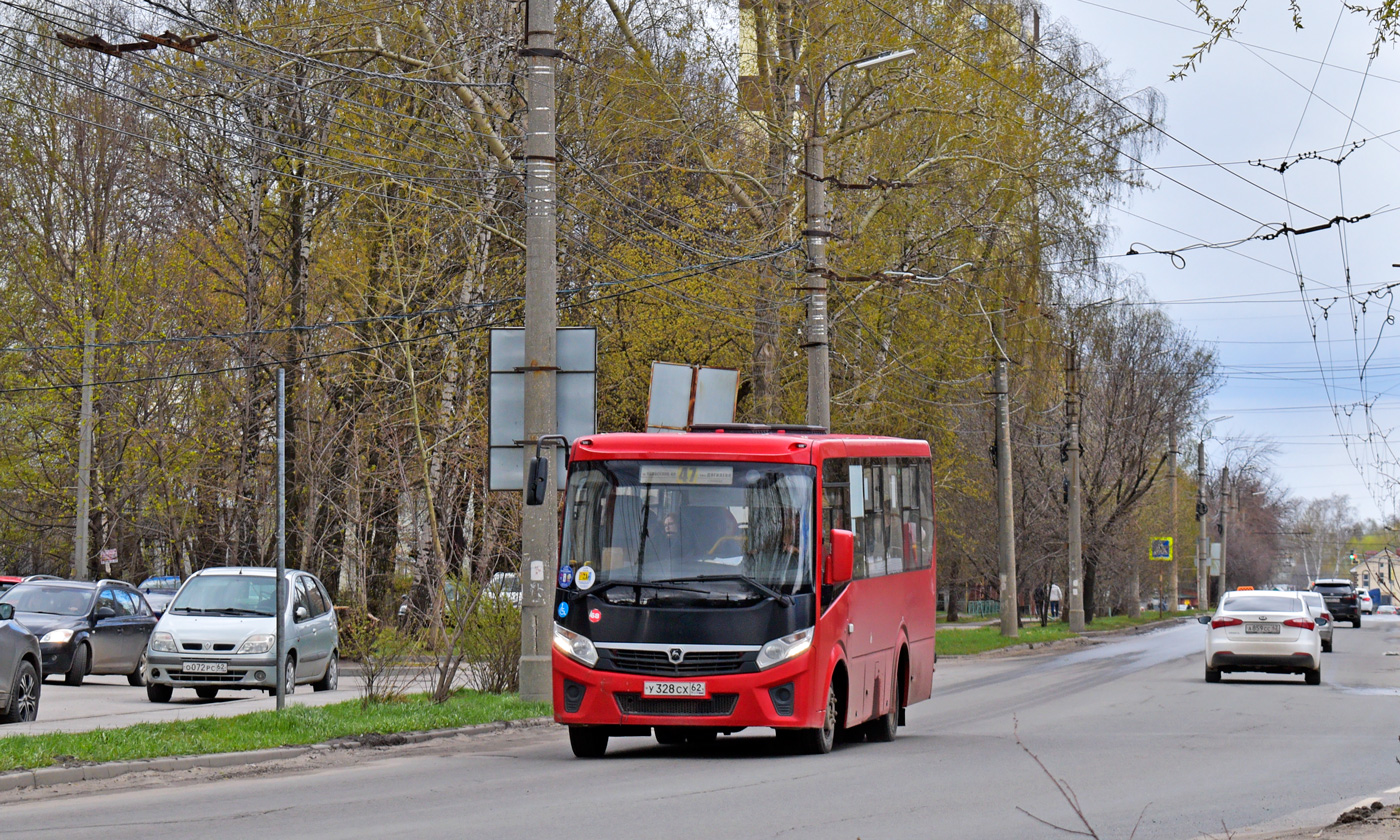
182;661;228;674
642;680;707;698
1244;623;1279;635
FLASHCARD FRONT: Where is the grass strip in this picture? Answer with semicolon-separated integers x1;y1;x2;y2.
938;611;1199;655
936;625;1076;655
0;690;550;772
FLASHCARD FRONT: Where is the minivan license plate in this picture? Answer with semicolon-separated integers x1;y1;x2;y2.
643;681;707;698
1244;623;1279;634
182;661;228;674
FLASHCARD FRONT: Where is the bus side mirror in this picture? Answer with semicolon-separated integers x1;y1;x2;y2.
525;456;549;506
825;529;855;585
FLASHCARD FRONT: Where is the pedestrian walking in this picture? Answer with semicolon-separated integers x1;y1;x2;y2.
1049;583;1062;619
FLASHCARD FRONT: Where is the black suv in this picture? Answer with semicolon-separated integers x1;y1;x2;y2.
1310;579;1360;628
0;579;157;685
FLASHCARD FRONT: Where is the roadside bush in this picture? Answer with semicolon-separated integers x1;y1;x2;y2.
339;609;421;707
463;596;521;694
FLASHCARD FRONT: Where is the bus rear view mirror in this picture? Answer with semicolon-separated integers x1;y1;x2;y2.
525;456;549;506
825;529;855;585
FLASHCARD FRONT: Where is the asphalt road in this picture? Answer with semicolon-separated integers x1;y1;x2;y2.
4;615;1398;840
9;673;366;734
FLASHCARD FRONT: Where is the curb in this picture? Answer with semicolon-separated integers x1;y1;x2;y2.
0;716;555;794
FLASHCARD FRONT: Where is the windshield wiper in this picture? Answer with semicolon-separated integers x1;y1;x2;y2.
661;575;793;606
589;579;708;596
219;608;274;616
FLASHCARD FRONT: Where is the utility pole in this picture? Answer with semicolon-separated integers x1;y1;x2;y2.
275;369;287;711
1219;465;1230;595
995;346;1018;637
1066;345;1085;632
1169;426;1179;612
519;0;560;703
1196;440;1208;610
804;135;830;430
73;313;95;580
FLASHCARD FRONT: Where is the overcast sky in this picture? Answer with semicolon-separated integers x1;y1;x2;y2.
1038;1;1400;523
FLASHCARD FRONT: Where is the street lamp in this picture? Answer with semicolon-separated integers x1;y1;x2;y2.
804;47;915;430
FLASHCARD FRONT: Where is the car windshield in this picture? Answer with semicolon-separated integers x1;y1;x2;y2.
1222;594;1302;613
0;584;92;615
561;460;816;604
170;575;275;616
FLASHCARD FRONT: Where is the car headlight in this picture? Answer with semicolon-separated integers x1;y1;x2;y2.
756;627;814;670
39;628;74;645
238;634;275;654
149;631;177;652
552;624;598;668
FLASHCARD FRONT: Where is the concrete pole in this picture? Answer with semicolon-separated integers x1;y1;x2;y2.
519;0;560;704
995;357;1018;637
1169;427;1179;612
1219;466;1230;596
1066;347;1085;632
73;314;95;580
1196;440;1208;610
276;369;287;711
804;134;830;431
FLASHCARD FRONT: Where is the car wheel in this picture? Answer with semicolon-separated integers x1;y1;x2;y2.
146;683;173;703
313;651;338;692
1305;667;1321;686
1205;665;1221;683
127;650;147;687
2;660;39;723
795;682;839;755
1354;617;1362;628
1322;638;1333;653
568;726;609;758
283;656;296;696
195;687;218;700
64;643;88;687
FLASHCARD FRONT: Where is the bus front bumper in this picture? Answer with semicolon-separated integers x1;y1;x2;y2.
553;649;824;731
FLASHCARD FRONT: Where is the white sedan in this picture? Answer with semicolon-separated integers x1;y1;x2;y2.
1199;591;1322;685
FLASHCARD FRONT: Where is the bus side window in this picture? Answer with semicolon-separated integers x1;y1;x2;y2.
862;462;886;579
917;461;934;570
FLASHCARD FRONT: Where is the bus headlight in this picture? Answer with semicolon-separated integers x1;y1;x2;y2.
756;627;813;670
553;624;598;668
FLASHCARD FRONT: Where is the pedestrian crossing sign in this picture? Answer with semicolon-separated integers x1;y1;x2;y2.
1150;537;1173;561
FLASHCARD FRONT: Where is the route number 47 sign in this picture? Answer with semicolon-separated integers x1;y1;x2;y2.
1149;537;1173;562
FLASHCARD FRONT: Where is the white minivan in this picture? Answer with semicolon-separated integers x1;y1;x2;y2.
144;567;339;702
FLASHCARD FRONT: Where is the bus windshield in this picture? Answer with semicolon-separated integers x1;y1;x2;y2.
562;460;816;603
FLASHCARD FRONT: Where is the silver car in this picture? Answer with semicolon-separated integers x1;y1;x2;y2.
1299;591;1334;653
144;567;339;702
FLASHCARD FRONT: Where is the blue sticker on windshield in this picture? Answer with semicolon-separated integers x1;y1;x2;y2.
557;602;569;619
558;565;574;588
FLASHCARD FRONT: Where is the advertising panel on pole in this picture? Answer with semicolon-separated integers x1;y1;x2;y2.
645;363;739;433
488;327;596;491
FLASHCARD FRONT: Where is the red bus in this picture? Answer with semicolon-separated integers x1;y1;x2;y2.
547;424;937;757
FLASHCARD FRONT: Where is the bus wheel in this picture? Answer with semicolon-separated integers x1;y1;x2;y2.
796;684;838;755
568;726;609;758
654;727;687;746
866;678;899;743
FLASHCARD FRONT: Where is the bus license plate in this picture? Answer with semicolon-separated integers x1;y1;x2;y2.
643;680;707;698
182;661;228;673
1244;623;1279;635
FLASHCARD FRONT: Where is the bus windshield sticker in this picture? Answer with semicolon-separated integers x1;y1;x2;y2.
638;465;734;485
848;464;865;518
576;566;596;591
